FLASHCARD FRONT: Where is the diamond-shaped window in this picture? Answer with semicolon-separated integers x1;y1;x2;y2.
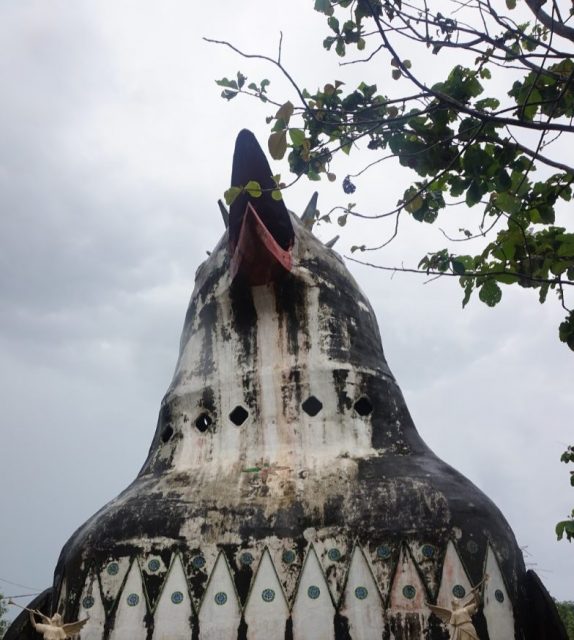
354;397;373;416
302;396;323;417
229;405;249;426
195;413;212;432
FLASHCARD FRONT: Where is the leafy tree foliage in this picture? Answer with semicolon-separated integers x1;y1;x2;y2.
556;600;574;639
209;0;574;352
209;0;574;543
556;445;574;542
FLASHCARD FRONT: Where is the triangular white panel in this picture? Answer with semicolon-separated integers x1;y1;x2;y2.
198;551;241;639
78;573;105;640
388;545;428;611
483;545;515;639
340;546;384;640
244;548;289;638
292;546;335;640
436;540;473;608
152;555;193;640
109;560;147;640
99;556;131;605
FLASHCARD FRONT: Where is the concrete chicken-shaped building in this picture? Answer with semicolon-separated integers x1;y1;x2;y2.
7;130;566;639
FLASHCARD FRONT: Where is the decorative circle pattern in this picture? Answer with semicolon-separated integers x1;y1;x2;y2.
214;592;227;606
82;596;95;609
192;555;206;569
327;548;341;561
107;562;119;576
495;589;505;603
240;552;254;566
171;591;184;605
261;588;275;602
467;540;479;554
127;593;139;607
307;585;321;599
282;550;296;564
452;584;466;598
402;585;416;600
354;586;368;600
147;559;160;572
421;544;435;559
376;545;391;560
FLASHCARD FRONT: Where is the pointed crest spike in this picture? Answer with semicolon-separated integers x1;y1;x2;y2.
218;199;229;228
325;234;339;248
301;192;319;229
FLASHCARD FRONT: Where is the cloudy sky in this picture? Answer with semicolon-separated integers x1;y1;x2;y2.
0;0;572;620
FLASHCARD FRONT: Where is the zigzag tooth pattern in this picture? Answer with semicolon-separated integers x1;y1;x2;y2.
78;573;105;640
152;555;193;640
291;546;335;640
75;540;513;639
109;560;146;640
340;546;384;640
198;551;241;639
244;548;290;638
436;540;473;608
483;545;515;639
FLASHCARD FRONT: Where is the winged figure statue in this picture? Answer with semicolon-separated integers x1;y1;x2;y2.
29;610;88;640
427;582;485;640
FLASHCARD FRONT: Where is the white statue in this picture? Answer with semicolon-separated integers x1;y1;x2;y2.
427;577;487;640
29;610;88;639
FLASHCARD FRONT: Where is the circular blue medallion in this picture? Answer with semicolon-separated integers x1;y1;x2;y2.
214;591;227;606
495;589;505;603
282;550;296;564
376;545;391;560
452;584;466;598
240;552;254;566
327;548;341;561
106;562;119;576
354;586;368;600
261;588;275;602
192;555;206;569
403;585;416;600
467;540;479;554
147;559;160;572
127;593;139;607
421;544;435;559
307;585;320;599
82;596;94;609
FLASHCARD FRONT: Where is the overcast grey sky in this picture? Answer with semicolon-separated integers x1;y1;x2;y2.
0;1;572;619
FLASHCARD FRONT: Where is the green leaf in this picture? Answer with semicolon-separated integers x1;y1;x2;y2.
275;101;294;125
224;186;242;206
289;128;306;147
466;180;483;207
451;259;466;275
479;279;502;307
392;69;401;80
314;0;334;15
245;180;262;198
268;131;288;160
506;0;516;9
271;190;283;201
